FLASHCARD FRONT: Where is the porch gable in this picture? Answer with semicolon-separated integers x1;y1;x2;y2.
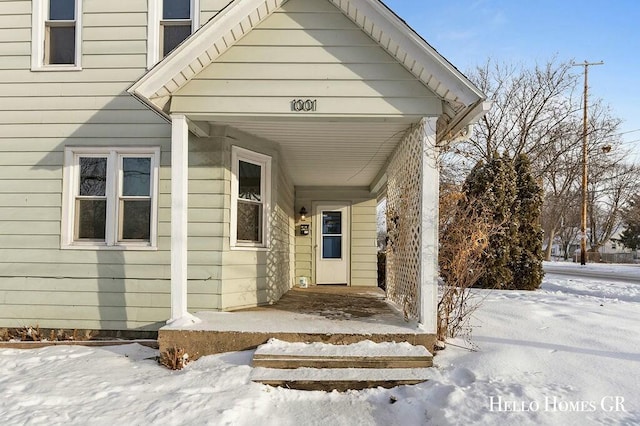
129;0;486;136
170;0;442;120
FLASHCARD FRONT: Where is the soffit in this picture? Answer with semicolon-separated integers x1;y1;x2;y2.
220;119;414;187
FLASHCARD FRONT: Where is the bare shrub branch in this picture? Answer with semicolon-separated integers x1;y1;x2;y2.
437;189;503;342
159;346;190;370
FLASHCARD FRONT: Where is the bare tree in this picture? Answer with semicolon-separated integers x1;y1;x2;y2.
588;161;640;252
449;58;638;259
539;120;583;259
538;101;628;258
465;58;579;169
557;206;581;259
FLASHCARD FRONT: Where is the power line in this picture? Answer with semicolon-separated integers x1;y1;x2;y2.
616;128;640;136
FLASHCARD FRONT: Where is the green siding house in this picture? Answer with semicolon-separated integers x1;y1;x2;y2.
0;0;487;336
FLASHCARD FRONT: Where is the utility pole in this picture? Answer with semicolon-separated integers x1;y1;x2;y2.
572;60;603;265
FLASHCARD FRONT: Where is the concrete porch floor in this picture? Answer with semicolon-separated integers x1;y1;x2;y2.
243;286;409;322
159;286;435;360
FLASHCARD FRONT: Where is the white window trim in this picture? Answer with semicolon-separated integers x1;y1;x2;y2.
147;0;200;69
62;146;161;250
230;146;271;250
31;0;83;71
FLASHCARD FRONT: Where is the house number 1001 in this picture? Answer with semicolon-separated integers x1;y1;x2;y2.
291;99;317;112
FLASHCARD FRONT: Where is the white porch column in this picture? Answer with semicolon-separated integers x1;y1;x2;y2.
419;117;439;332
168;114;200;325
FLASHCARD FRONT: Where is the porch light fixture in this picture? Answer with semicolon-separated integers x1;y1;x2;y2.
299;206;308;221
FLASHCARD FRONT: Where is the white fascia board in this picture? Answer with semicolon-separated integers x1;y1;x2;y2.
334;0;485;107
129;0;284;107
440;100;492;142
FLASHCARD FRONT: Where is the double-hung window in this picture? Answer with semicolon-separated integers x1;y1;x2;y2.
32;0;82;70
231;147;271;249
148;0;200;68
62;147;160;249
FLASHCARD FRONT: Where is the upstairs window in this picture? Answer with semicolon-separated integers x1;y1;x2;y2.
148;0;199;68
62;147;160;250
32;0;82;70
231;147;271;249
46;0;76;64
161;0;192;57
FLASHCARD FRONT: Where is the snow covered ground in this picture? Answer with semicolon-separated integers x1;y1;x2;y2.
1;268;639;425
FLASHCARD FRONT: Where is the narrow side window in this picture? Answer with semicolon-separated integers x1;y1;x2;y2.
46;0;76;64
231;147;271;249
75;156;108;242
236;160;264;244
161;0;192;57
118;156;153;242
32;0;82;70
148;0;200;68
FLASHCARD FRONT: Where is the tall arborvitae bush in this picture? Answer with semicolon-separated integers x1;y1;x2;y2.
437;153;544;342
511;154;544;290
463;152;518;289
461;152;544;290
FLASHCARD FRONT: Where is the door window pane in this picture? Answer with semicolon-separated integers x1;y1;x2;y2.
79;157;107;196
121;200;151;240
323;236;342;259
163;0;190;19
162;24;192;56
77;199;106;240
123;158;151;196
237;200;261;242
49;0;75;20
238;160;261;202
322;212;341;234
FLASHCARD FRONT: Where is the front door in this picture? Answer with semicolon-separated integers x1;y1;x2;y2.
315;203;350;285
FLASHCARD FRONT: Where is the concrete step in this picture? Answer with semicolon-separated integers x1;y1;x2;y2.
250;339;433;390
250;367;432;391
253;339;432;369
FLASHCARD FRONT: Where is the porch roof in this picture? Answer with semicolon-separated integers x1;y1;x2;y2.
128;0;488;140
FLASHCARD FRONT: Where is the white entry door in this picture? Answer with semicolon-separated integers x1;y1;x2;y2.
315;203;350;285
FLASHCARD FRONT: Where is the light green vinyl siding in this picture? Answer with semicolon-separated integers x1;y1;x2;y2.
219;126;295;310
0;0;222;331
0;0;392;330
200;0;233;24
295;187;377;286
170;0;441;119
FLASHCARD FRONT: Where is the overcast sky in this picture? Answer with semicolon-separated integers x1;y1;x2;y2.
383;0;640;160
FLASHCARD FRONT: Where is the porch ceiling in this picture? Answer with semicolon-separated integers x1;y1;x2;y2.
217;119;414;187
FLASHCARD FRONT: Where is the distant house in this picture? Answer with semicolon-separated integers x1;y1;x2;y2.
0;0;487;337
601;229;636;263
